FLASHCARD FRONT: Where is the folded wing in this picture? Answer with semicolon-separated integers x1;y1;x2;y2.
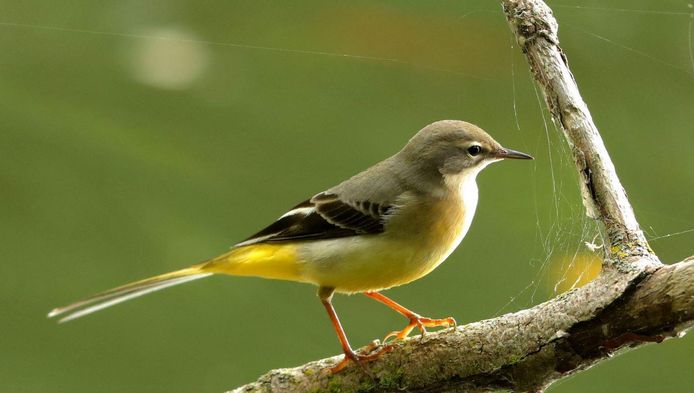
236;192;393;246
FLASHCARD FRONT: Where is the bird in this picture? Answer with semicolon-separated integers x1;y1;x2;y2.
49;120;533;372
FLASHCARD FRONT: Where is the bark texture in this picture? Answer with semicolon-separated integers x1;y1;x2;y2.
229;260;693;393
228;1;691;392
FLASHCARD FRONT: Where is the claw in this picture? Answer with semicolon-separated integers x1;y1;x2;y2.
383;315;456;344
329;343;393;373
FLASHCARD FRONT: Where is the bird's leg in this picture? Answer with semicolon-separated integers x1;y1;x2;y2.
318;287;392;373
364;291;456;343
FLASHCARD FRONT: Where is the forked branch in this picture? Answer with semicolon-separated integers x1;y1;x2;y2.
228;1;690;392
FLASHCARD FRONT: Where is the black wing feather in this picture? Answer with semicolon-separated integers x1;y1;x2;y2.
239;192;392;245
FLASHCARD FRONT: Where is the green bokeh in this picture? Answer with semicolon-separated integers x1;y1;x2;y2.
1;1;692;392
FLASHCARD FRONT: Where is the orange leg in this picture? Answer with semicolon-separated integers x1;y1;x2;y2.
364;291;456;342
318;287;392;373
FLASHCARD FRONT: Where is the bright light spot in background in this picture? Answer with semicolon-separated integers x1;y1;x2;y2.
550;252;602;293
124;27;209;90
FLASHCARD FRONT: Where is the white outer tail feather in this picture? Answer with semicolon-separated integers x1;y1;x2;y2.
49;273;212;323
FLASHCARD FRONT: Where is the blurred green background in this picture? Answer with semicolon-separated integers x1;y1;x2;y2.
2;0;692;392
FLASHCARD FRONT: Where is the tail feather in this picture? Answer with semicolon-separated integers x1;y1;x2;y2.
48;266;211;323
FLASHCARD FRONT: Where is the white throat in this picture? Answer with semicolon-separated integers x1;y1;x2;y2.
443;168;480;235
443;166;482;196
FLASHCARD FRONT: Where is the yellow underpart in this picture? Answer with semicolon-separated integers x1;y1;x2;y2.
202;243;304;282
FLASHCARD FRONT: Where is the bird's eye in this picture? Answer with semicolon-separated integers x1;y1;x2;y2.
467;145;482;156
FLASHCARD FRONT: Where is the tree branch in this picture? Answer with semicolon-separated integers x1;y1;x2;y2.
501;0;653;261
228;1;690;391
229;259;693;393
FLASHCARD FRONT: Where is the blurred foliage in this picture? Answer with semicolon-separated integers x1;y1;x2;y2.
1;1;692;392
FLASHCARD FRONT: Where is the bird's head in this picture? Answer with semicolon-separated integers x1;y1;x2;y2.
400;120;533;180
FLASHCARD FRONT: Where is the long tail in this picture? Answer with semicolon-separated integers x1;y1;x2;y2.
48;264;212;323
48;243;301;323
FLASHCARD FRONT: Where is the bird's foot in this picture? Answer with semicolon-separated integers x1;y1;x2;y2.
329;341;393;374
383;314;457;343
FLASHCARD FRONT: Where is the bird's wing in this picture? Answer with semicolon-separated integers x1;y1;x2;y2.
235;192;393;247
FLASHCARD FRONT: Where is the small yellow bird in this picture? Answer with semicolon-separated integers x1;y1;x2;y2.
49;120;532;372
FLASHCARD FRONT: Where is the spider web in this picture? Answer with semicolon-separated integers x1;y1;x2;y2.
495;0;694;314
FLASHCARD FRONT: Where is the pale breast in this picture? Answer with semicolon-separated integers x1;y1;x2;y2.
402;177;478;279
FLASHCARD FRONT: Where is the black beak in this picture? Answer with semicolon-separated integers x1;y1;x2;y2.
497;148;534;160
